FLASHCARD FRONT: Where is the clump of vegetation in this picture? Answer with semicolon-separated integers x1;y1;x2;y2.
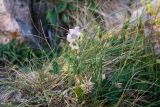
1;0;160;107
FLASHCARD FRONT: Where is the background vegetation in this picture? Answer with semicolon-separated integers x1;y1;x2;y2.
0;0;160;107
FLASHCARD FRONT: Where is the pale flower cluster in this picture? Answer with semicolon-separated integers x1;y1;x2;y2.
67;26;83;50
80;79;94;94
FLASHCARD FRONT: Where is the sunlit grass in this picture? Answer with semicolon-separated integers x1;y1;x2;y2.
1;22;160;106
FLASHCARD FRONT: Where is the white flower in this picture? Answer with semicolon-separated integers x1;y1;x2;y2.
77;32;84;41
69;42;79;50
67;34;76;43
67;26;83;43
69;26;80;35
67;26;83;50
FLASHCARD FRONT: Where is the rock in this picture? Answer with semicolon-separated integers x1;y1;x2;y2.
130;0;160;55
0;0;20;32
0;0;40;47
99;0;133;32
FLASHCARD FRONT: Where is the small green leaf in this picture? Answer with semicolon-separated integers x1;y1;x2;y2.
156;59;160;64
68;4;77;11
46;10;58;26
50;61;59;74
74;86;83;99
56;1;67;13
62;14;68;23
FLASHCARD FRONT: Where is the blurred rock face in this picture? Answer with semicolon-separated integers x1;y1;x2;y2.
99;0;133;32
0;0;20;32
0;0;32;32
99;0;145;33
0;0;35;45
